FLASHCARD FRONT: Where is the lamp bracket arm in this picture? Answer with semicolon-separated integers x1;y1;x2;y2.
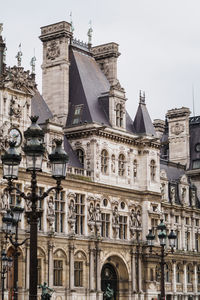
5;186;29;201
39;182;63;200
18;237;29;247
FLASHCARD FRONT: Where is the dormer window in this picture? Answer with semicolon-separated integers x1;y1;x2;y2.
72;105;83;125
116;103;123;127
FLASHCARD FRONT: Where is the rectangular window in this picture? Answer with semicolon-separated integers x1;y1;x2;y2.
175;216;179;224
185;217;189;225
75;194;85;235
53;260;63;286
9;183;22;207
119;215;127;239
72;105;83;125
37;259;42;285
74;261;83;287
55;191;65;233
101;213;110;238
195;233;199;252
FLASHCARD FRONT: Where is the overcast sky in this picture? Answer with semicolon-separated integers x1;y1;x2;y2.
2;0;200;121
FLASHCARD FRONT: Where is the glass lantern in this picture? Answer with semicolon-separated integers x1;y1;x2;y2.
158;230;167;246
168;229;177;248
1;141;21;180
146;229;155;246
49;139;69;179
12;202;24;223
23;116;45;172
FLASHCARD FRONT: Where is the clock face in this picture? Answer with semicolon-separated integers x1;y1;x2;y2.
9;128;22;147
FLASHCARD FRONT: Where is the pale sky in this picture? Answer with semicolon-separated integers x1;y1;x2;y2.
2;0;200;121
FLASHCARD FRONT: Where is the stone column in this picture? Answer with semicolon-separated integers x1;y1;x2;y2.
183;261;187;294
69;244;74;290
193;263;197;295
172;260;176;293
138;254;142;292
181;217;185;250
96;244;101;292
131;250;136;292
48;241;54;287
89;247;95;291
191;218;195;250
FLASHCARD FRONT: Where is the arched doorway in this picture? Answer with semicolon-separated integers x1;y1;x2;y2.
101;263;118;300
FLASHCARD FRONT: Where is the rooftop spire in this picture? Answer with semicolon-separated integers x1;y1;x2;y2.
87;20;93;49
0;23;3;36
16;43;23;67
30;50;36;74
70;11;74;33
139;90;146;105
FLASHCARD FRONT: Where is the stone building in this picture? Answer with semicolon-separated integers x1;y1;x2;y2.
0;20;200;300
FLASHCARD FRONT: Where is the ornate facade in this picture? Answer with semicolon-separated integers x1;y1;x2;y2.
0;21;200;300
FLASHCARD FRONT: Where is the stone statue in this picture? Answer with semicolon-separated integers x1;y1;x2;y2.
1;190;9;211
112;206;119;225
39;282;54;300
104;283;114;300
3;39;7;63
170;186;175;203
10;97;21;118
87;21;93;44
68;199;76;234
16;44;23;67
47;197;55;231
95;203;101;222
30;55;36;74
181;187;186;204
88;202;95;221
191;190;196;207
160;183;165;200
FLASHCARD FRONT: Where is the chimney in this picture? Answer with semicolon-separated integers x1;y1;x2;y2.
166;107;190;166
92;42;120;86
39;21;72;125
153;119;165;138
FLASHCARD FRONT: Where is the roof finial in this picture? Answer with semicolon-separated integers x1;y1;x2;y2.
16;43;23;67
139;90;146;104
70;12;74;33
30;49;36;74
0;23;3;36
87;20;93;48
3;38;7;63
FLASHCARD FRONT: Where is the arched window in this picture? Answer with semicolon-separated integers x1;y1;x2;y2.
150;160;156;181
101;149;108;174
118;154;125;176
74;251;87;287
197;265;200;284
76;149;84;166
187;265;193;283
165;264;170;282
116;103;123;127
176;264;181;283
53;249;67;286
133;159;137;179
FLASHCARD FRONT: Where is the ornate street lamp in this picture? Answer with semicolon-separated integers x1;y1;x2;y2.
1;116;69;300
2;202;26;300
146;220;176;300
0;249;13;300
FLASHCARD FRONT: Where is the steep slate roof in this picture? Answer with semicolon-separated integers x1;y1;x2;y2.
67;47;135;133
133;98;156;136
63;136;83;168
189;116;200;169
160;160;185;181
67;48;110;127
31;92;53;123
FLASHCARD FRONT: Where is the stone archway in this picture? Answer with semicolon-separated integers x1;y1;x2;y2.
101;255;129;300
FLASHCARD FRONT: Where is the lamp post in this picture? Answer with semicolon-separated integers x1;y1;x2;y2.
1;116;69;300
2;203;27;300
1;249;13;300
146;220;176;300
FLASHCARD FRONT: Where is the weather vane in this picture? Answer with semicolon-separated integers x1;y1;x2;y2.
16;43;23;67
70;12;74;33
87;20;93;46
30;49;36;74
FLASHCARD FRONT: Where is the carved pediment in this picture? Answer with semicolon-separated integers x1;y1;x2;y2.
1;66;36;94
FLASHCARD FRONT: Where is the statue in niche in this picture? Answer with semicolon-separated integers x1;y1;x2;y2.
95;203;102;237
88;202;95;222
160;183;165;200
170;186;176;203
181;187;187;205
1;190;9;212
0;121;9;151
47;197;55;231
112;206;119;226
191;190;196;207
68;199;76;234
